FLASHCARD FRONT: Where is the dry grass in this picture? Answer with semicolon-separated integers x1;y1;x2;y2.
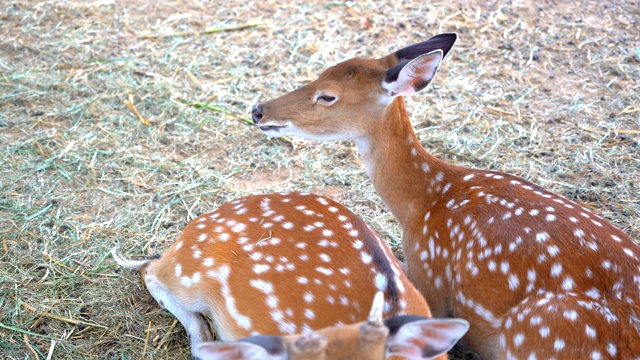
1;0;638;359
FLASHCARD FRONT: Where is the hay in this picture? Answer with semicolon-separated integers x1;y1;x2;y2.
1;0;638;358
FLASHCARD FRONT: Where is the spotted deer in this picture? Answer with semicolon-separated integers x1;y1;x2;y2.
194;291;469;360
113;192;463;359
252;33;640;359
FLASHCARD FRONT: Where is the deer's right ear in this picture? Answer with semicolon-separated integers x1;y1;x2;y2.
195;338;287;360
385;318;469;360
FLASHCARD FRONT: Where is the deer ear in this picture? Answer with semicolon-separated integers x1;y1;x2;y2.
378;33;457;68
395;33;458;62
195;338;287;360
380;33;457;99
385;318;469;360
382;50;444;97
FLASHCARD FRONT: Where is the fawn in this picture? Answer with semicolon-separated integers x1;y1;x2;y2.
113;192;465;359
252;33;640;359
194;291;469;360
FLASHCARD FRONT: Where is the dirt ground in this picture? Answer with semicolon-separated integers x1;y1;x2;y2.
1;0;638;359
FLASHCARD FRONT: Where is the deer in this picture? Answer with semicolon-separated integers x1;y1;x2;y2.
112;192;467;359
194;291;469;360
251;33;640;359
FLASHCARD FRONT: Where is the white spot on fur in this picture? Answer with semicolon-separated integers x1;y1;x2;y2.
562;277;575;291
231;223;246;233
303;292;314;303
208;265;252;329
513;333;525;347
253;264;270;274
316;267;333;276
508;274;520;290
250;279;273;294
375;273;388;291
536;232;549;242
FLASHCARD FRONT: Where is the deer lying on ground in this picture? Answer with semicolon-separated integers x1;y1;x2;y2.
194;291;469;360
113;192;466;359
252;33;640;358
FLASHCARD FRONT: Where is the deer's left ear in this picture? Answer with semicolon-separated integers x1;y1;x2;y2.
382;50;444;97
195;336;288;360
380;33;457;99
194;342;271;360
395;33;458;62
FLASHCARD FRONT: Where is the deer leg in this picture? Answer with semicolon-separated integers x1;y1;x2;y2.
144;275;214;355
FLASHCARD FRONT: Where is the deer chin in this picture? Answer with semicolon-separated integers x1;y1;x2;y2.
257;117;362;141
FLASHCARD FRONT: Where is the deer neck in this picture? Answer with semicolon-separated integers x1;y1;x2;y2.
354;98;455;230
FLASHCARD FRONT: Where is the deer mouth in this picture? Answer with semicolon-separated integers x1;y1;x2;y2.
259;124;288;132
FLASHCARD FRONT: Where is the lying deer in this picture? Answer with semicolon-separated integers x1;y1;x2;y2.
194;291;469;360
113;192;465;358
252;33;640;358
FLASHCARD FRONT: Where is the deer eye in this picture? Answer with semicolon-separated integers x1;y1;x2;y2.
315;94;338;105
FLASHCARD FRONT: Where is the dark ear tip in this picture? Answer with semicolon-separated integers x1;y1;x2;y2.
384;315;429;335
433;32;458;45
394;33;458;62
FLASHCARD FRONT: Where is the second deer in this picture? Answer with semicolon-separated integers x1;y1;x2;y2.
253;33;640;358
113;192;462;359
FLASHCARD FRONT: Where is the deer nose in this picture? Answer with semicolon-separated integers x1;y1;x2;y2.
252;104;264;124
